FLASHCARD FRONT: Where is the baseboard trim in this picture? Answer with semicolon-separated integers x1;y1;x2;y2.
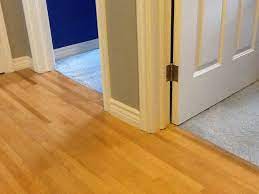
109;99;140;128
13;56;32;71
54;39;99;60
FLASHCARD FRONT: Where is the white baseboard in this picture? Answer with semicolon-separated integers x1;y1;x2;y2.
54;39;99;60
109;98;140;128
13;56;32;71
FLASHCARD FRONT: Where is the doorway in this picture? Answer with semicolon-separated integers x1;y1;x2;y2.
22;0;111;111
46;0;102;93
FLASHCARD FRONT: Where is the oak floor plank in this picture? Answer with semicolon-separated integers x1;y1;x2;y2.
0;70;258;194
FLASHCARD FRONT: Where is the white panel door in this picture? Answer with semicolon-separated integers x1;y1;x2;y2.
0;1;12;73
172;0;259;124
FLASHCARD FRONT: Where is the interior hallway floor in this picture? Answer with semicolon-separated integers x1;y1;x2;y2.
55;49;102;93
181;81;259;167
0;69;259;193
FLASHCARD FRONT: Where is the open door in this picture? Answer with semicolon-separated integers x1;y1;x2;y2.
171;0;259;125
0;1;12;73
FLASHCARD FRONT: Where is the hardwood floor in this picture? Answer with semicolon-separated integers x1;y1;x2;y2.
0;69;258;194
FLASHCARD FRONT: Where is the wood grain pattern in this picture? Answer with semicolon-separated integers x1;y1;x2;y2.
0;69;258;194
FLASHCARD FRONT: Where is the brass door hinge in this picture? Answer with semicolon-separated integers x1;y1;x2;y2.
166;63;178;82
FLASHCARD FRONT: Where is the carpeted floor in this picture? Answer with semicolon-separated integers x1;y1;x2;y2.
55;49;102;93
181;81;259;166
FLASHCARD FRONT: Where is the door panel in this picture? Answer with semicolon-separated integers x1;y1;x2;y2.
172;0;259;125
198;0;223;68
236;0;256;53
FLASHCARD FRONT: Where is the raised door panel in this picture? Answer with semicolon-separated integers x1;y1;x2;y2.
235;0;257;54
197;0;223;69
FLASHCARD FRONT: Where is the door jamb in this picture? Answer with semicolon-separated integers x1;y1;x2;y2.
0;2;14;73
137;0;172;132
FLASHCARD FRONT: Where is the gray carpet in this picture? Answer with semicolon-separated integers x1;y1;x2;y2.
181;81;259;166
55;49;102;93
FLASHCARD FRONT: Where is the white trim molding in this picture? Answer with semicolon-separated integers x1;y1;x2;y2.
95;0;111;111
22;0;55;73
13;56;32;71
55;39;99;60
136;0;172;132
109;99;140;128
0;2;14;73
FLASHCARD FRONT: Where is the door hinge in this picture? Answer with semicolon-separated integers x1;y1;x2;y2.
166;63;178;82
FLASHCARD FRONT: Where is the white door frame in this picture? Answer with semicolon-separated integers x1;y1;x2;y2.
0;2;13;73
21;0;171;132
137;0;172;132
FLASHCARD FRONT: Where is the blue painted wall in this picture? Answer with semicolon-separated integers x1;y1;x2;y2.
46;0;98;49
